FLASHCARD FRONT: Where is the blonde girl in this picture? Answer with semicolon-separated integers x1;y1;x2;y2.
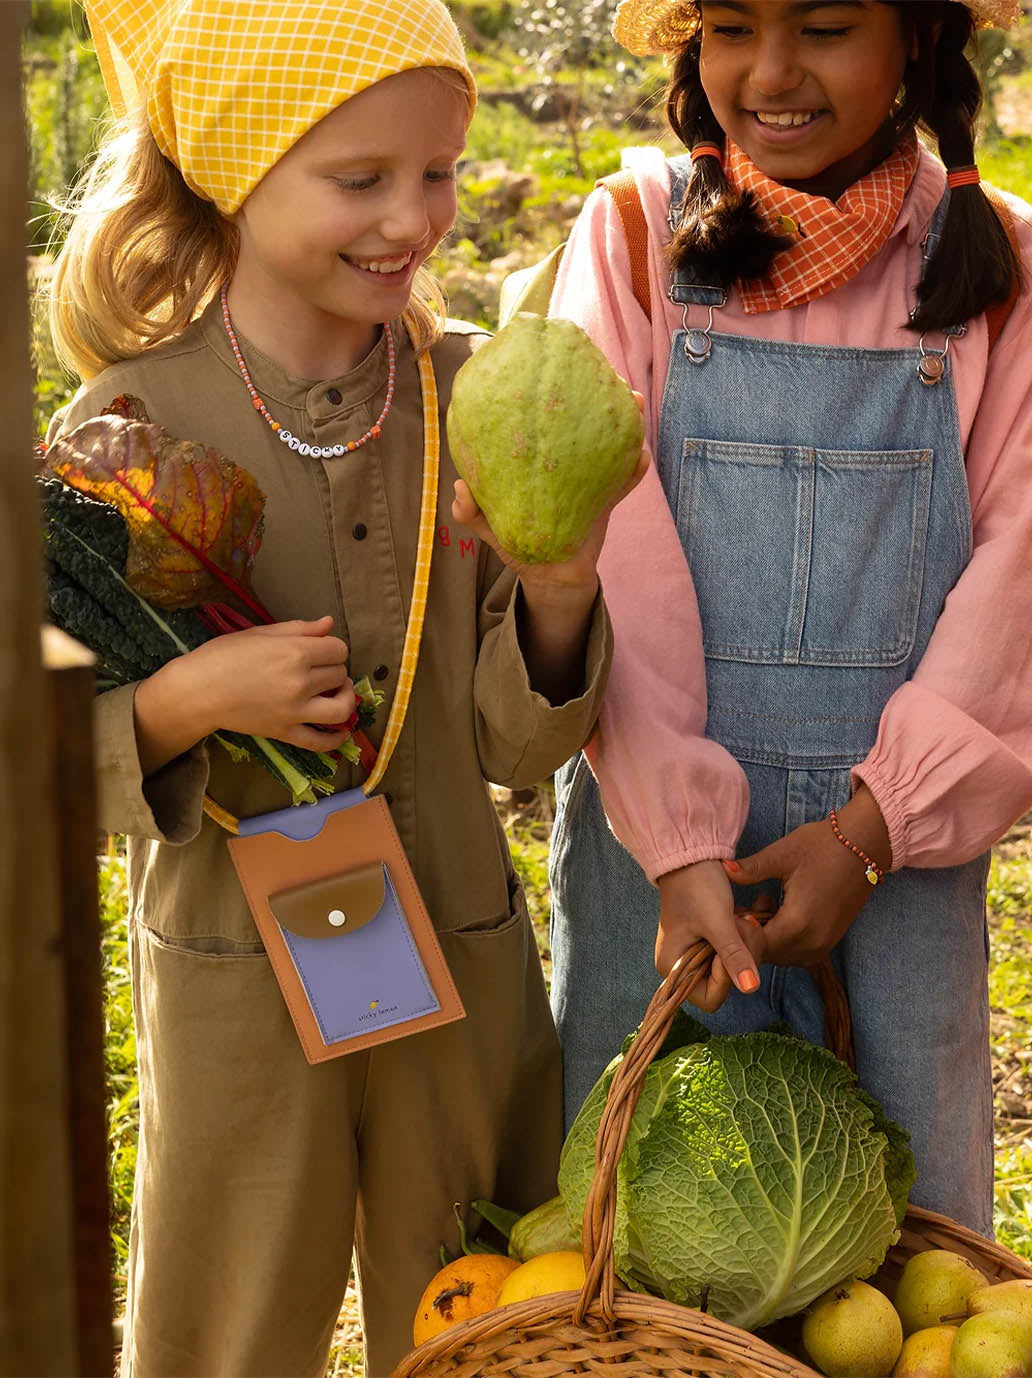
48;2;628;1373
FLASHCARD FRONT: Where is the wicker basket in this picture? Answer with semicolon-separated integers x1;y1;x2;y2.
883;1203;1032;1288
390;943;1031;1378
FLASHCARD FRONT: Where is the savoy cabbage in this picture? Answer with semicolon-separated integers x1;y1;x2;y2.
556;1021;915;1333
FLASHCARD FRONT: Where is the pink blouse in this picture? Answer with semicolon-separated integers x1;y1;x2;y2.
550;144;1032;879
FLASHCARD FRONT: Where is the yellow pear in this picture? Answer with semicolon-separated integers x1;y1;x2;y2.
967;1279;1032;1322
894;1250;986;1336
950;1311;1032;1378
891;1326;956;1377
801;1278;903;1377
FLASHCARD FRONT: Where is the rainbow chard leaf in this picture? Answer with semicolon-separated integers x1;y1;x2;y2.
44;414;269;620
100;392;152;422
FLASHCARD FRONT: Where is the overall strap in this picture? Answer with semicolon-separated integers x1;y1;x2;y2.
664;154;728;308
598;168;652;321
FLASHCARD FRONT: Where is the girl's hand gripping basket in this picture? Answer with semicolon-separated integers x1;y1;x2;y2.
390;943;826;1378
391;938;1032;1377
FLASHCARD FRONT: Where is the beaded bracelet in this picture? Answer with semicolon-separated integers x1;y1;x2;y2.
828;809;884;886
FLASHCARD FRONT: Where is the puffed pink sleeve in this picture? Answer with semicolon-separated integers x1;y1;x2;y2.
549;177;749;882
853;230;1032;868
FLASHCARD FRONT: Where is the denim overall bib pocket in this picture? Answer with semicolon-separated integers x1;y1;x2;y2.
550;169;993;1233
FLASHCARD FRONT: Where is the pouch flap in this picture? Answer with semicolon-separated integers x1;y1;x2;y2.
268;863;386;940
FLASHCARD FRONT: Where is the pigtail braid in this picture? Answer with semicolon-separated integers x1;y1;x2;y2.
666;35;792;287
903;2;1018;333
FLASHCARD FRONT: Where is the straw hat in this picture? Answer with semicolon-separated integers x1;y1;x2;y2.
614;0;1023;55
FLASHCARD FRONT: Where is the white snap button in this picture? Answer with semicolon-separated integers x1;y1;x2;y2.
327;909;347;927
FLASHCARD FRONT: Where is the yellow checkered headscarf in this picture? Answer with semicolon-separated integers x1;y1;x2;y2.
85;0;476;213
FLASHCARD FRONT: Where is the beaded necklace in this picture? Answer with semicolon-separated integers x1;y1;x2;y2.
219;284;396;458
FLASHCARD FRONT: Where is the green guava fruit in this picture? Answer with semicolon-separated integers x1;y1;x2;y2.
446;315;643;564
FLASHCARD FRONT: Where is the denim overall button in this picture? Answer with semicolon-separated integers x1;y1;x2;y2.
684;328;712;363
918;353;945;385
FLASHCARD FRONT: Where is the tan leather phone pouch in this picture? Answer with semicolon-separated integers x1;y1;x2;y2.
227;790;465;1064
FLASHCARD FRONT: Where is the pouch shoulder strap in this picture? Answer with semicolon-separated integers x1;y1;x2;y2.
597;168;652;323
984;186;1023;357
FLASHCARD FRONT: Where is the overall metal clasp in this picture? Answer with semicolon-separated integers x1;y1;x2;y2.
915;323;964;386
680;301;719;364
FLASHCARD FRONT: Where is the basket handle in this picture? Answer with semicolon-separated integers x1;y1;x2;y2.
573;942;854;1323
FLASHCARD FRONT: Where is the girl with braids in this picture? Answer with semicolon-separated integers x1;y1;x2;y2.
548;0;1032;1236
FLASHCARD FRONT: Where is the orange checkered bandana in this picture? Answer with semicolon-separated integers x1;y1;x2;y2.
728;135;921;313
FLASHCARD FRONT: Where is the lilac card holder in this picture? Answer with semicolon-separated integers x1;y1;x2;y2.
227;789;466;1064
267;862;439;1044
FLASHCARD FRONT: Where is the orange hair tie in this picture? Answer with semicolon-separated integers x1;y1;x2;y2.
691;142;724;165
946;165;981;189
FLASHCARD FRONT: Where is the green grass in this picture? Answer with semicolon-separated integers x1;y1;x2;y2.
98;845;136;1280
996;1142;1032;1260
987;847;1032;1259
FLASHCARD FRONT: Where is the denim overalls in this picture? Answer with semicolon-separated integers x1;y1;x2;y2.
550;158;994;1235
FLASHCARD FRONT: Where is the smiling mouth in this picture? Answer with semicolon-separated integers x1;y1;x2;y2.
752;110;823;128
341;252;415;274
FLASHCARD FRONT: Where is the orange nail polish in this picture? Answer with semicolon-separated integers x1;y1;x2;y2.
723;858;742;874
739;970;760;994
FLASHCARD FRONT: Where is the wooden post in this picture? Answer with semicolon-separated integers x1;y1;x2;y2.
0;6;112;1374
45;625;114;1378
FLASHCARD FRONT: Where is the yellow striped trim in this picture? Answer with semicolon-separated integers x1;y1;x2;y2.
202;793;240;834
362;314;438;793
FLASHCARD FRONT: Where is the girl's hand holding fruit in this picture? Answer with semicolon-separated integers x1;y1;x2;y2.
446;315;649;705
446;314;648;587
